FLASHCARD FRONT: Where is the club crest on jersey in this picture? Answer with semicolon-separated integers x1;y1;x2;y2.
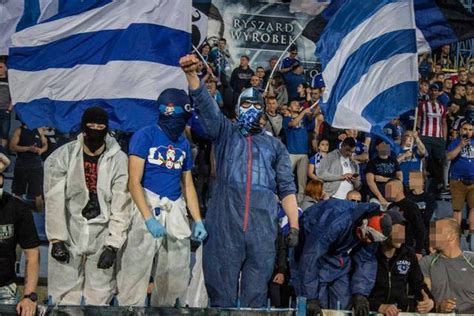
164;102;175;116
396;260;411;275
147;145;186;169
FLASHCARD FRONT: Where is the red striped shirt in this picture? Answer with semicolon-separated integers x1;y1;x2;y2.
418;100;446;138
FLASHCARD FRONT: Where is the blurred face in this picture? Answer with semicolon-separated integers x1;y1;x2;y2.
280;105;290;116
219;40;226;49
340;145;356;158
197;60;204;71
409;172;424;191
467;85;473;96
256;68;265;79
266;98;278;113
377;142;391;157
250;75;260;87
311;89;320;102
297;84;305;93
290;101;301;113
318;140;329;153
269;58;278;69
429;220;456;251
456;86;466;97
0;63;6;77
460;123;473;138
346;191;362;202
435;64;442;73
420;82;429;94
402;132;413;148
205;80;216;93
294;65;303;75
345;129;358;138
459;71;468;82
289;50;297;59
444;79;453;90
429;87;440;100
202;45;210;55
240;57;249;67
387;224;406;248
436;74;445;82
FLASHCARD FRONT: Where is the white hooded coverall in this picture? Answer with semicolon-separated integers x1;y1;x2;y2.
44;134;131;305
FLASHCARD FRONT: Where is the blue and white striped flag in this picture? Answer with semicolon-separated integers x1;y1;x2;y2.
7;0;191;132
317;0;418;135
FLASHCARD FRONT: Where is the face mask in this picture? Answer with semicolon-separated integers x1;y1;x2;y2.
83;127;107;152
158;114;188;142
237;104;263;136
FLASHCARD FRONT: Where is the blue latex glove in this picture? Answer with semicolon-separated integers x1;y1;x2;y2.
145;217;167;238
192;220;208;242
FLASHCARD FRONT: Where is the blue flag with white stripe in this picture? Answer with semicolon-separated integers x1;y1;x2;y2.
317;0;418;135
7;0;192;132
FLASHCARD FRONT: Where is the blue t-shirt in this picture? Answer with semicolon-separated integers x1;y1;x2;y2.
129;125;193;200
399;147;423;185
281;57;299;71
283;116;313;154
383;122;403;141
438;92;450;108
309;152;324;174
187;111;210;140
400;109;416;131
285;72;306;100
447;138;474;180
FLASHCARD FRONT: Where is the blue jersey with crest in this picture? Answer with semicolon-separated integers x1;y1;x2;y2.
129;125;193;200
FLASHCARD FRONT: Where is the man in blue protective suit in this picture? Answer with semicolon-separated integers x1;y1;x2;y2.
294;199;392;316
180;54;300;308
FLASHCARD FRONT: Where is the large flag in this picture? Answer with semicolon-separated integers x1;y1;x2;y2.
7;0;191;132
317;0;418;135
192;0;212;48
303;0;474;54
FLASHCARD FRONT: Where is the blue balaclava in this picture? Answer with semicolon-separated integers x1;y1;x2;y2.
157;88;192;142
236;87;265;136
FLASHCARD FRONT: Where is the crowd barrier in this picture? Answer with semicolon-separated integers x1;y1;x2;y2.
0;305;466;316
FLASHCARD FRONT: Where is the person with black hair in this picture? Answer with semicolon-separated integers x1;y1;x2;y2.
368;210;435;315
385;178;426;258
10;123;48;212
317;137;361;199
447;119;474;251
44;107;131;305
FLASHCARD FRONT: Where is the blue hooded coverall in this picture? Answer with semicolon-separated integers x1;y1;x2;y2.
189;84;296;307
293;199;380;309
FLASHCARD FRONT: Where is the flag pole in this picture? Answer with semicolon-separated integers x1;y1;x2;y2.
263;28;304;96
409;106;419;153
192;45;217;81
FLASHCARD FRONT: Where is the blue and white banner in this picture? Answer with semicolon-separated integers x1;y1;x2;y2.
318;0;418;135
7;0;192;132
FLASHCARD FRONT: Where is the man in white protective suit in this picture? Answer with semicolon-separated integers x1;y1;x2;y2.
44;107;131;305
116;88;207;307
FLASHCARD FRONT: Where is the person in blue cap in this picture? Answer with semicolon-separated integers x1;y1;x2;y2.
294;199;392;316
179;54;300;308
117;88;207;306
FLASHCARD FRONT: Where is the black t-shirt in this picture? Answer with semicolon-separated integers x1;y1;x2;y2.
83;152;100;194
366;156;400;196
366;156;400;178
0;193;40;287
388;198;426;254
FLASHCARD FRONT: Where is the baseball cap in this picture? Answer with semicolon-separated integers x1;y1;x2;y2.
386;208;407;225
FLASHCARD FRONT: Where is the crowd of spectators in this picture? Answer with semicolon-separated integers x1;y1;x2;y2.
1;39;474;315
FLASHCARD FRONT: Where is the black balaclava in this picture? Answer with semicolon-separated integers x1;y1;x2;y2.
157;88;192;142
81;106;109;152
